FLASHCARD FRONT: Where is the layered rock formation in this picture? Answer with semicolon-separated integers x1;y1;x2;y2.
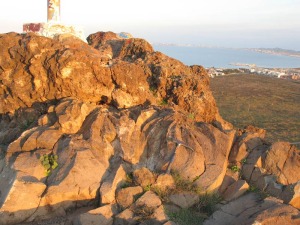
0;32;299;225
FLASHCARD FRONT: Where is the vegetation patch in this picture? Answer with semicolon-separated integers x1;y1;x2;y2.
195;194;222;215
171;171;202;194
188;113;195;120
40;153;58;176
167;193;222;225
247;185;269;199
167;208;206;225
159;98;168;106
133;205;155;221
210;74;300;144
229;165;240;173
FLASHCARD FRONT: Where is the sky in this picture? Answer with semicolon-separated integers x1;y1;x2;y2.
0;0;300;50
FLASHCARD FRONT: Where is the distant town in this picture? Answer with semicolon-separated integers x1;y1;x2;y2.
207;66;300;80
152;43;300;80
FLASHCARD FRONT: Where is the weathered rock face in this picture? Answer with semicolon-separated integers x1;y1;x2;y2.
1;31;298;225
0;97;235;224
0;31;221;124
204;193;300;225
0;30;236;224
263;142;300;185
229;126;300;210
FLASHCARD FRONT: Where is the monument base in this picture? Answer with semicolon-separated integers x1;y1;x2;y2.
23;22;86;42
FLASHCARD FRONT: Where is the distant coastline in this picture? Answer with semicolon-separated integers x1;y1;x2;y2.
246;48;300;58
153;43;300;59
153;44;300;69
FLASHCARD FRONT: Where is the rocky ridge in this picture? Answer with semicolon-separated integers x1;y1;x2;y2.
0;31;299;225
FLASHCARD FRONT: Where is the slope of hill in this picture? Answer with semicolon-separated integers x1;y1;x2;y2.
210;74;300;143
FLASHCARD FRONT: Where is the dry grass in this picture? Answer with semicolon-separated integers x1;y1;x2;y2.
210;74;300;143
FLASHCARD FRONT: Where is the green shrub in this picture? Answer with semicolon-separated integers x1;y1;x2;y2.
159;98;168;106
229;165;240;173
188;113;195;120
120;173;135;188
40;153;58;176
143;184;152;192
241;158;247;164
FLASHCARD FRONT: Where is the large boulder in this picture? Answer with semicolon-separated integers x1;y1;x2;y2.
0;176;46;225
73;204;118;225
116;186;144;209
0;33;114;113
0;32;222;125
263;142;300;185
204;193;300;225
233;127;300;210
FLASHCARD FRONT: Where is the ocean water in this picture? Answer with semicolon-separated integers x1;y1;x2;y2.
153;45;300;68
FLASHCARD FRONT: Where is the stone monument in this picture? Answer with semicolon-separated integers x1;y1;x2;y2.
48;0;61;22
23;0;85;41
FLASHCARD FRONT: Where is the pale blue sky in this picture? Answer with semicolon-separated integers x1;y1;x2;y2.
0;0;300;50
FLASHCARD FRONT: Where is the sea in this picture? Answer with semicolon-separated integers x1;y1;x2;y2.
153;45;300;69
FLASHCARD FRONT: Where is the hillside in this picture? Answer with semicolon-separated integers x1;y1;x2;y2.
210;74;300;143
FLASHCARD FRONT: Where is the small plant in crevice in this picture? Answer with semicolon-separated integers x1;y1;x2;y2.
171;170;202;194
188;113;195;120
247;185;269;199
121;173;134;188
167;208;206;225
241;158;247;164
143;184;152;192
166;193;222;225
151;186;172;202
149;85;158;96
159;98;168;106
194;193;222;215
40;153;58;176
229;165;240;173
133;205;155;222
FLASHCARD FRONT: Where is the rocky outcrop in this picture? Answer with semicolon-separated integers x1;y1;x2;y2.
0;31;222;124
263;142;300;185
229;126;300;211
0;98;236;224
0;31;299;225
0;31;236;224
204;193;300;225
